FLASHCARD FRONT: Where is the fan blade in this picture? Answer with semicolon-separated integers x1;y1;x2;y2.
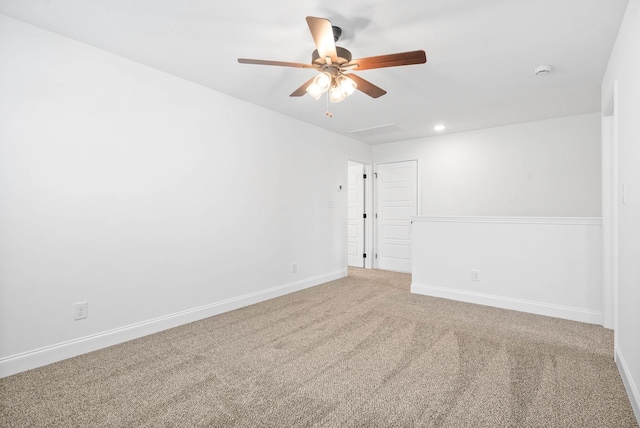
347;74;387;98
238;58;318;69
306;16;338;63
290;77;315;97
348;50;426;71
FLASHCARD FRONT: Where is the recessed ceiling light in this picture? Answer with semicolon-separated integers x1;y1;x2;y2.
434;124;446;131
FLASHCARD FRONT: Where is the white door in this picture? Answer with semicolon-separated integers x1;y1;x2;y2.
375;160;417;272
347;162;365;267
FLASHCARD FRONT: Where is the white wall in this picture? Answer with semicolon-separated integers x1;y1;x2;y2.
373;114;601;217
0;15;371;377
411;216;603;325
602;0;640;421
374;115;605;338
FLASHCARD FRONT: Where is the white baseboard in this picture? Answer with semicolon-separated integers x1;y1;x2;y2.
616;346;640;425
0;269;346;379
411;282;603;325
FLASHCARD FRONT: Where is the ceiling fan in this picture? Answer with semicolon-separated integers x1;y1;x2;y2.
237;16;427;104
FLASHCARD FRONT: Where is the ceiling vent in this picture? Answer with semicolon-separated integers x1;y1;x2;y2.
348;123;406;138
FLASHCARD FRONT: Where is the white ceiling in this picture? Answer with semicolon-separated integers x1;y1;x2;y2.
0;0;629;144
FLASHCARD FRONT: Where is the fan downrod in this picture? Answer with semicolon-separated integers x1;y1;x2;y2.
332;26;342;42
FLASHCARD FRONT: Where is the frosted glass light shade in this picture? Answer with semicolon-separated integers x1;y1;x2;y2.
336;75;357;96
306;72;331;100
329;85;346;103
314;72;331;92
306;83;324;99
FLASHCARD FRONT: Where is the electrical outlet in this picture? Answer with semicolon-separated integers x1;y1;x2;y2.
74;302;88;320
471;270;481;282
291;262;298;273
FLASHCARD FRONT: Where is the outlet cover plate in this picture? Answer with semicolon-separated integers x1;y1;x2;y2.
74;302;88;320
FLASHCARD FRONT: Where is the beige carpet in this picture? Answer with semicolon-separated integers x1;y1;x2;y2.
1;268;637;427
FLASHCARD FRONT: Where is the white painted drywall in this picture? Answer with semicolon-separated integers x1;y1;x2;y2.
411;217;603;324
602;0;640;421
373;114;601;217
0;15;371;376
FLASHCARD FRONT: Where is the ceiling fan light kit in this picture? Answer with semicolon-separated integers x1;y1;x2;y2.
307;73;357;103
238;16;427;112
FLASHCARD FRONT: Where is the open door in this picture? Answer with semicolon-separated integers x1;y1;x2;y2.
347;161;366;267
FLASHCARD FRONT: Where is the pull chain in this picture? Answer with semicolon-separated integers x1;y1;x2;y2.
325;91;333;117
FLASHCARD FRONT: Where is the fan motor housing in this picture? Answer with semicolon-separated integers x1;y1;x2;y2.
312;47;353;66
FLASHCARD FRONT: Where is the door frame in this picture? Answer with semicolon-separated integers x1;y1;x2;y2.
602;81;619;341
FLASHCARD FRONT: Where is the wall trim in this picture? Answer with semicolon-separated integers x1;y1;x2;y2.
616;346;640;425
0;269;346;379
410;216;602;226
411;282;603;325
